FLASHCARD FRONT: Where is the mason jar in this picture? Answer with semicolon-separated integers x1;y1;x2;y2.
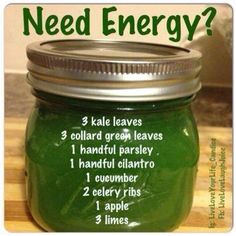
25;40;201;232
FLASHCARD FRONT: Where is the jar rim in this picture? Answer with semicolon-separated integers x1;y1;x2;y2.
26;39;202;102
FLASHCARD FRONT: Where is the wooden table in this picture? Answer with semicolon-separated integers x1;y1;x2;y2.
4;117;232;232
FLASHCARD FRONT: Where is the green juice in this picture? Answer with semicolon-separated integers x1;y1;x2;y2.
25;39;201;231
25;91;199;231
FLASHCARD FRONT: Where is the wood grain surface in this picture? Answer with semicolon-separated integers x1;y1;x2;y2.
4;117;232;232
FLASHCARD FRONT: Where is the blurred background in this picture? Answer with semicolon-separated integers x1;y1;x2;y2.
4;4;232;126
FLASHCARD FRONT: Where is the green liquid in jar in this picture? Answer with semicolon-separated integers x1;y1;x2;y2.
25;90;199;232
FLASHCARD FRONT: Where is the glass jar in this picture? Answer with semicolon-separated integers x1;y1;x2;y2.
25;40;201;232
